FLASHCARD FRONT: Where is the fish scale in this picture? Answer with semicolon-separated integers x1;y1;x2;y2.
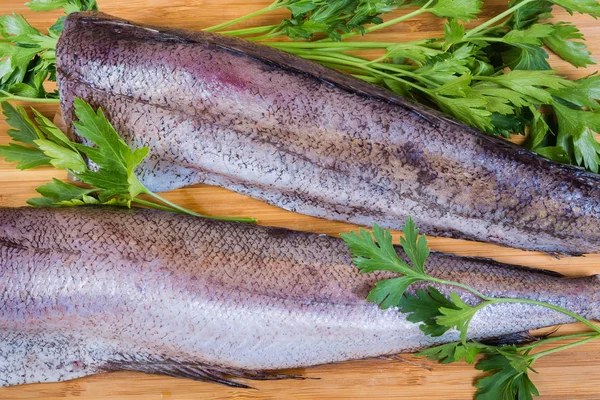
1;206;599;388
56;12;600;254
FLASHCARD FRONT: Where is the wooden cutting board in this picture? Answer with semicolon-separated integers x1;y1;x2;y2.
1;1;599;398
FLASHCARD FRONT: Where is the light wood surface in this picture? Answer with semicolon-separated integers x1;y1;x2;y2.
1;1;599;398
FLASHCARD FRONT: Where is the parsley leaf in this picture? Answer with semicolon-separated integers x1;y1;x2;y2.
573;128;600;173
0;13;40;42
544;22;596;68
27;178;94;207
398;215;429;272
340;217;431;309
433;94;492;131
524;107;550;150
533;146;571;164
551;0;600;17
415;45;474;85
506;0;553;30
443;20;465;50
25;0;69;12
550;74;600;110
0;102;50;169
34;138;87;171
2;101;42;145
475;351;538;400
71;98;149;201
502;43;551;71
487;112;530;137
0;42;43;85
341;223;411;275
366;276;423;309
0;142;51;169
436;292;480;343
553;103;600;172
418;341;485;364
503;23;554;47
26;0;98;13
32;108;77;150
385;42;441;65
478;71;574;104
429;0;482;22
398;287;458;336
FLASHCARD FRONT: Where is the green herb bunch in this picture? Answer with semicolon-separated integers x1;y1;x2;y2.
205;0;600;173
341;220;600;399
0;0;97;104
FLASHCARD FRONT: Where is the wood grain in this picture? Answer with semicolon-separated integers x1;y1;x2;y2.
0;1;599;398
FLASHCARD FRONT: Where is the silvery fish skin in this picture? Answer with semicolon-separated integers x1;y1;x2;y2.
1;207;599;388
55;12;600;255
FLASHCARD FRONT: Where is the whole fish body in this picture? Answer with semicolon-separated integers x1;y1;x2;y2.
1;206;599;388
55;12;600;255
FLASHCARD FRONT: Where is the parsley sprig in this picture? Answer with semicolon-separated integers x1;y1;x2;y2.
206;0;600;173
0;99;256;223
341;219;600;399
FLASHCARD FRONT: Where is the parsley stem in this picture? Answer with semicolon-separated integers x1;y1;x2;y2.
463;0;535;39
0;93;61;104
142;190;258;223
203;0;286;33
368;63;441;88
317;61;373;74
265;41;400;49
131;198;181;213
284;49;431;93
353;74;380;83
529;335;600;360
462;36;505;43
219;25;279;37
518;332;598;351
489;298;600;334
278;48;438;89
425;278;600;334
296;53;428;93
428;278;491;301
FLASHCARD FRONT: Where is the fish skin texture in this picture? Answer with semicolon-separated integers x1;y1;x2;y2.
55;12;600;255
1;206;599;387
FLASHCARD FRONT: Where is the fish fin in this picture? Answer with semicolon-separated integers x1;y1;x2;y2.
480;330;553;346
101;356;306;388
377;354;434;371
0;330;103;388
